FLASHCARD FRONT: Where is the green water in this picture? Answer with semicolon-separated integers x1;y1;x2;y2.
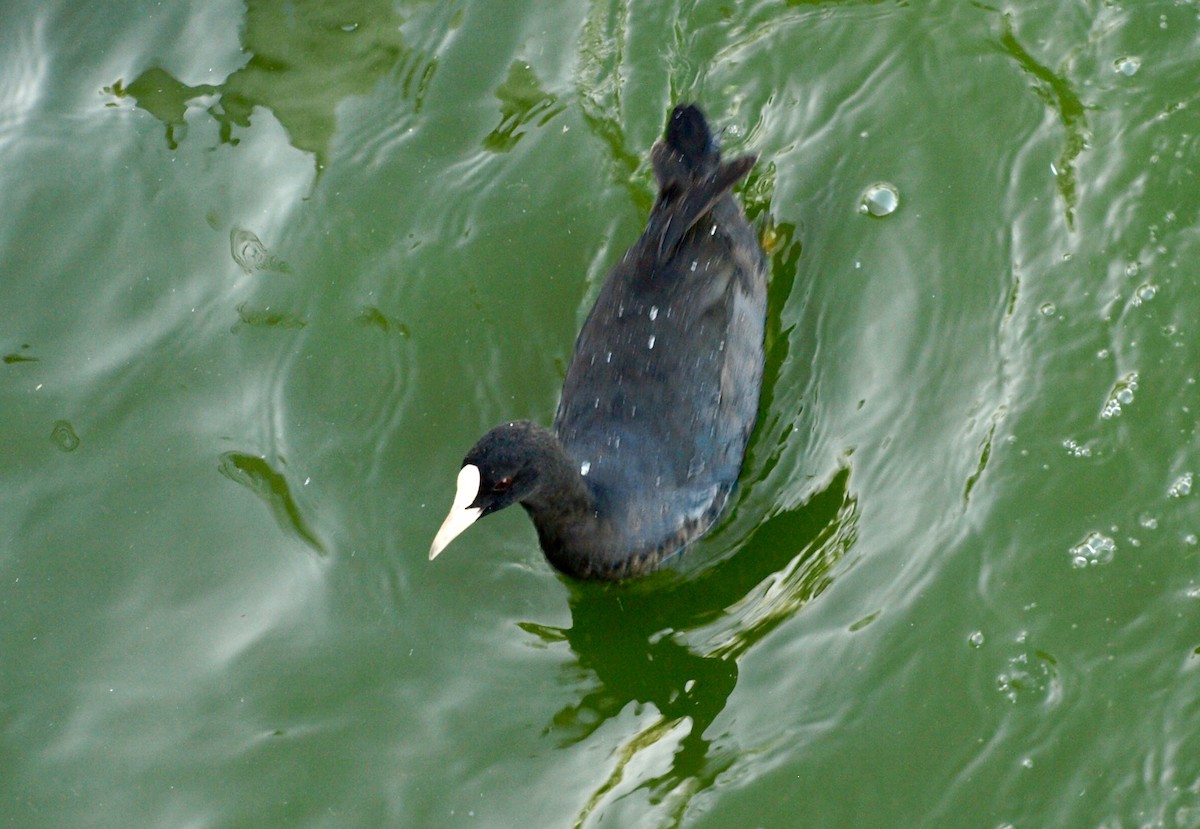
3;0;1199;827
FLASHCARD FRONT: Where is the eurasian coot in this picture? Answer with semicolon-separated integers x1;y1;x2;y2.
430;103;767;580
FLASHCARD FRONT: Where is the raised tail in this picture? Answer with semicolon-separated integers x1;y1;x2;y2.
647;104;756;260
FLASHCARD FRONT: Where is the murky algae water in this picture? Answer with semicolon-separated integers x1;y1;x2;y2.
2;1;1199;827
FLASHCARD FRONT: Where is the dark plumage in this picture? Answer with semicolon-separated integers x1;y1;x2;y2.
431;103;767;580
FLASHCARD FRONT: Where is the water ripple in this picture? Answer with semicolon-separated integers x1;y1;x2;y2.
0;14;47;147
230;228;290;275
49;420;80;452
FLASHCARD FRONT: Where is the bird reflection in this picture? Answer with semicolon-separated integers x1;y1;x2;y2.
519;467;855;825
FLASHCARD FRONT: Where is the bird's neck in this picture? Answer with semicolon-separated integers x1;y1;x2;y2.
518;434;611;578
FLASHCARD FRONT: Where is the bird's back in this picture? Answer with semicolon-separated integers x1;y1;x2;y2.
552;105;767;574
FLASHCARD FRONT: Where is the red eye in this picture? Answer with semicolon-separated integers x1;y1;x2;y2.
493;476;513;492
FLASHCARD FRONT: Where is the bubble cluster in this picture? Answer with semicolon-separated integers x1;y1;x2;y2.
1100;372;1138;419
1062;438;1091;458
1168;473;1193;498
996;650;1057;703
1070;532;1116;568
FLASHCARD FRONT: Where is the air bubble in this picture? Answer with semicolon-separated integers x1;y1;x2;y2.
1114;56;1141;76
968;631;985;648
859;182;899;217
1039;302;1057;317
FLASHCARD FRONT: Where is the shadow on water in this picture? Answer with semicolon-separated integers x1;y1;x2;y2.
217;451;326;554
575;0;650;213
103;0;438;173
520;467;855;827
992;10;1089;231
483;61;566;154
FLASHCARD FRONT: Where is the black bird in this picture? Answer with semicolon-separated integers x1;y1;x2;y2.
430;104;767;580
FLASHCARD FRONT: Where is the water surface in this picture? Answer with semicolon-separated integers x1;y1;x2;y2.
2;0;1199;827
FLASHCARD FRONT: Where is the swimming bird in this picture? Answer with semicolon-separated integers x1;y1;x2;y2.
430;103;767;580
